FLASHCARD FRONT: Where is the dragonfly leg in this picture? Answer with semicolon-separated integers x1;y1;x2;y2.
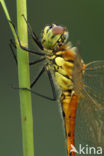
46;68;57;100
22;15;43;50
9;20;45;56
13;65;57;101
9;39;46;65
29;58;45;66
30;66;46;88
29;65;57;101
9;39;17;64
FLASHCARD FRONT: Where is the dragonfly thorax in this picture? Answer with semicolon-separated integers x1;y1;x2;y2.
47;51;74;91
41;24;68;51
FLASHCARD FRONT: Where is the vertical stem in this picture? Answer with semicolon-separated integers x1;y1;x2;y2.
16;0;34;156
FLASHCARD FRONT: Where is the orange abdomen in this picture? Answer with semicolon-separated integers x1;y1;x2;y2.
61;91;78;156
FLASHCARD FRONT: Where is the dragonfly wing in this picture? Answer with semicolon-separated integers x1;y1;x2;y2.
75;88;104;149
83;60;104;105
75;60;104;152
72;49;83;94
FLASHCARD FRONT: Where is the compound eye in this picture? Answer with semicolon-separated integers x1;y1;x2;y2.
52;26;65;35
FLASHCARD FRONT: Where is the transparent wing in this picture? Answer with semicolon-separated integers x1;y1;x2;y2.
73;53;104;153
75;88;104;150
83;60;104;105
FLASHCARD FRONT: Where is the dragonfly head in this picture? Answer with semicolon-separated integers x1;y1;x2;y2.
41;24;68;51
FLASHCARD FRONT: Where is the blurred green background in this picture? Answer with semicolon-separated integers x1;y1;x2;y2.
0;0;104;156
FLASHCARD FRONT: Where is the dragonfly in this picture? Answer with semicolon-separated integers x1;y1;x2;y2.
9;16;104;156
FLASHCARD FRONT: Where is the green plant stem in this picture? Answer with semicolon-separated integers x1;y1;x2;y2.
0;1;34;155
0;0;17;40
16;0;34;156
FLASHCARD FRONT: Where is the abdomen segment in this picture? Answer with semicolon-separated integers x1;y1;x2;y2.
61;91;78;156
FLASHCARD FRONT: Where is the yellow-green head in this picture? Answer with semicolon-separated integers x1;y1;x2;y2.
41;24;68;51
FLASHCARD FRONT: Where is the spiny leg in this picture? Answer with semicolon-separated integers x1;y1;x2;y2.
46;68;57;100
9;39;46;65
9;20;46;56
12;64;57;100
29;58;45;66
9;39;17;64
22;14;43;50
30;66;45;88
17;65;57;101
30;65;57;101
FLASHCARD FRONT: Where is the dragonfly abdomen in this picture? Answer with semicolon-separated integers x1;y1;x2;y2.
61;91;78;156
